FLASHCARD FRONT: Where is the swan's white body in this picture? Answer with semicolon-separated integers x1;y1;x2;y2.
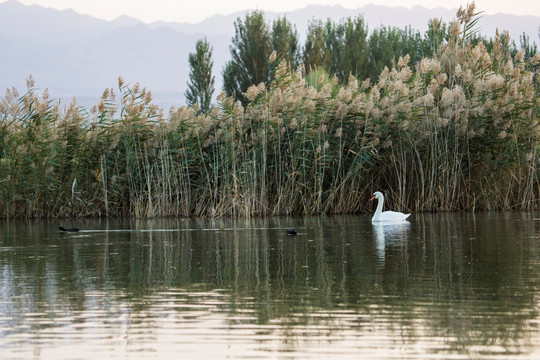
370;191;410;223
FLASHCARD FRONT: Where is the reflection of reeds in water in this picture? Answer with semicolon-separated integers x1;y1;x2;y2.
1;213;540;357
1;8;539;218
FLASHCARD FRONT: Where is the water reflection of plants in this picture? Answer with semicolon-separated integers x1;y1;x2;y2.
0;215;539;356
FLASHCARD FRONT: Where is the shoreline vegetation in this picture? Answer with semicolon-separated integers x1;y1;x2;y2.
1;8;539;219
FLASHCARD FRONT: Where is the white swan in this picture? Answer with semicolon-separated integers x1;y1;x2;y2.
370;191;410;223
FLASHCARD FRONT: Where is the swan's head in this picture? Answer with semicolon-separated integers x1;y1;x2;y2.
370;191;384;201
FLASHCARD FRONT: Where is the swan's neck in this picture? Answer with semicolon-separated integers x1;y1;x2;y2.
374;195;384;217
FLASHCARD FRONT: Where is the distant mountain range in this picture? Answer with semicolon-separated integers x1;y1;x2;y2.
1;0;538;109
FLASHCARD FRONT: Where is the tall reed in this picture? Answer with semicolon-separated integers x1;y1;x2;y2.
0;5;538;218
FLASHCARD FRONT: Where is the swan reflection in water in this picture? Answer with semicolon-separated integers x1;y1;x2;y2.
373;222;411;265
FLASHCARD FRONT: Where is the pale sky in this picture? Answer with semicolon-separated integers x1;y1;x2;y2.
4;0;540;23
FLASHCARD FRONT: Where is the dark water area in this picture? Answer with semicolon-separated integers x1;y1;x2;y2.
0;213;539;359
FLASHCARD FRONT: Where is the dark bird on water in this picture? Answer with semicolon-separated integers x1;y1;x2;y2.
59;226;80;232
286;228;297;236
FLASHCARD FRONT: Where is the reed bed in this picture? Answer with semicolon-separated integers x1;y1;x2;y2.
1;20;539;218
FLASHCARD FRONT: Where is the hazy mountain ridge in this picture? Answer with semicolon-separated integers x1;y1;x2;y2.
0;0;538;109
146;4;538;41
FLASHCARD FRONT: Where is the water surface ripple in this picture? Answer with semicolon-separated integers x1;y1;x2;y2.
1;213;539;359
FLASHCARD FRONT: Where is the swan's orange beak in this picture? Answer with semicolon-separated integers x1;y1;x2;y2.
369;195;375;201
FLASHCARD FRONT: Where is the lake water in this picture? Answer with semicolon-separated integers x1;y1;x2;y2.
0;213;539;359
